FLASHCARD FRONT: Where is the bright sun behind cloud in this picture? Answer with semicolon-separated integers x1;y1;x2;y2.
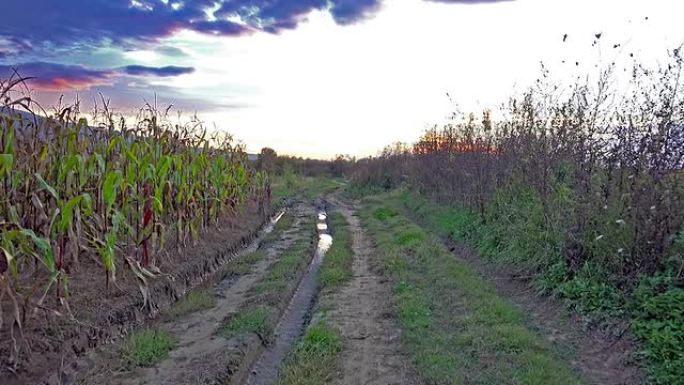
1;0;683;158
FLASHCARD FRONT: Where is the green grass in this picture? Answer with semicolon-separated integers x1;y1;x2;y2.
255;231;313;297
221;216;315;341
389;189;683;384
373;207;397;221
271;172;343;204
278;212;349;384
221;306;273;340
318;212;353;289
121;329;177;367
266;212;295;241
278;322;342;385
229;213;295;276
231;249;267;276
167;289;216;318
360;194;585;385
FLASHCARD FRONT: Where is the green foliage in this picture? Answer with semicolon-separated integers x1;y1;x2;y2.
632;274;684;385
122;329;177;367
557;276;624;317
0;103;271;365
389;189;684;384
222;306;273;339
395;230;423;247
372;207;397;221
278;322;342;385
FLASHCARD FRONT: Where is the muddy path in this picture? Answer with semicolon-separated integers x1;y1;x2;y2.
245;202;332;385
75;201;316;385
326;200;419;385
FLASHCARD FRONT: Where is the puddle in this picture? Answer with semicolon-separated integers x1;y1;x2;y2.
245;210;332;385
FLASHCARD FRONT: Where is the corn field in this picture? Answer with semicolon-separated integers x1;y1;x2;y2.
0;76;270;367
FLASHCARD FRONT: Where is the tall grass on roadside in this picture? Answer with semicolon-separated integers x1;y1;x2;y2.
350;48;684;384
360;196;584;385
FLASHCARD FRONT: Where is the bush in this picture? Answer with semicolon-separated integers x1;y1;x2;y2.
632;275;684;384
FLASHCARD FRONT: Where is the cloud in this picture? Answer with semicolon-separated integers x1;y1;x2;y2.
330;0;384;25
0;62;116;90
0;62;196;90
123;65;195;77
0;0;513;57
0;0;250;55
155;46;188;57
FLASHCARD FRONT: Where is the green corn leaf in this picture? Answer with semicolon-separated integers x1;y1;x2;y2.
81;193;93;215
34;173;59;200
59;194;90;232
20;229;56;273
103;170;122;212
3;122;14;154
0;153;13;175
107;136;122;155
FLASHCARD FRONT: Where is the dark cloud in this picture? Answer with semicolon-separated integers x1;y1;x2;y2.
123;65;195;77
0;62;195;90
330;0;383;25
0;0;249;54
0;0;514;58
0;62;116;90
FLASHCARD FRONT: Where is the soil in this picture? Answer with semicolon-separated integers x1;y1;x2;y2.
4;192;644;385
325;200;420;385
246;201;331;385
443;240;645;385
74;204;311;385
0;201;272;385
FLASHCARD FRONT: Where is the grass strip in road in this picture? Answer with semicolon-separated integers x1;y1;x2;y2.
278;322;342;385
264;212;295;243
121;329;177;368
222;306;273;340
254;231;314;298
221;215;315;341
166;289;216;319
318;212;353;290
359;195;585;385
278;210;352;384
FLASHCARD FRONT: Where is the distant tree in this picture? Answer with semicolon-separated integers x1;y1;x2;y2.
257;147;277;174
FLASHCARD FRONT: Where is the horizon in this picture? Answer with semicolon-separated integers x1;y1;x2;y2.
1;0;683;158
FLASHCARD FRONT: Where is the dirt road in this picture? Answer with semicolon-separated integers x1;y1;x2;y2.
325;201;419;385
76;203;314;385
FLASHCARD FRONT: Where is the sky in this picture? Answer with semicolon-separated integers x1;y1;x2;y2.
1;0;683;158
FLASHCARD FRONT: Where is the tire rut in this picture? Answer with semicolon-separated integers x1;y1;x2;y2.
327;201;419;385
78;205;311;385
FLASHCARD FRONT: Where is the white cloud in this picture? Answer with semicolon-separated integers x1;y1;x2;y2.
113;0;684;157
